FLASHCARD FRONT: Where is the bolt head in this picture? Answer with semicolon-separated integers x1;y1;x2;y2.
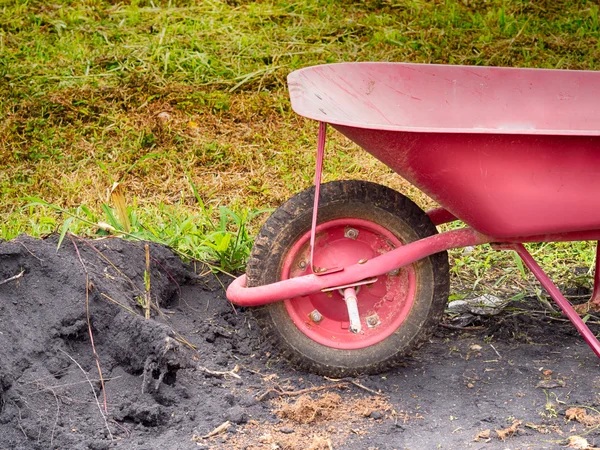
309;310;323;323
366;314;380;328
344;228;359;240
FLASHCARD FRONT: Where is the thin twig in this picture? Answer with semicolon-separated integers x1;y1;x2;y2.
489;344;502;359
350;380;386;397
100;292;138;315
172;334;197;351
19;242;44;262
70;236;108;414
197;365;241;380
0;270;24;286
11;400;28;438
30;377;122;393
439;323;485;330
324;376;387;397
74;235;141;294
48;388;60;446
150;256;182;298
196;421;230;439
144;244;151;319
58;349;113;440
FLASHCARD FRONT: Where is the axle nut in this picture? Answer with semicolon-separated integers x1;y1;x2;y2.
344;228;359;240
309;310;323;323
366;313;380;328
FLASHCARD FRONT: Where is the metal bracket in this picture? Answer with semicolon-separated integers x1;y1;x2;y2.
309;121;327;270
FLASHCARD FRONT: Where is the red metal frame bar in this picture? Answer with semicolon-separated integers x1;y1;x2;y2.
227;227;489;306
498;243;600;358
309;122;327;269
229;222;600;307
427;207;458;226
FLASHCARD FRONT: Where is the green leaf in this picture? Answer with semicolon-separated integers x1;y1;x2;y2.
57;217;75;252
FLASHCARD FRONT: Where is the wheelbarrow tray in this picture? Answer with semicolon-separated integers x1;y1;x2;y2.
287;63;600;238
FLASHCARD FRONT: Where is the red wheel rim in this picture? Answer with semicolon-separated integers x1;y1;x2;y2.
282;218;416;350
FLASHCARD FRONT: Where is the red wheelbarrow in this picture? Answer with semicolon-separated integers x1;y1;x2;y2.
227;62;600;376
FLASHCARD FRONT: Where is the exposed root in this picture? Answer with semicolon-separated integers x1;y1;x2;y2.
58;349;113;441
70;236;108;413
0;270;24;286
197;365;241;380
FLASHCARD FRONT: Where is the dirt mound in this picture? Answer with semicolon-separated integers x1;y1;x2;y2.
0;235;197;448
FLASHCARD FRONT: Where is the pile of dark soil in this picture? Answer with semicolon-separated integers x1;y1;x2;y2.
1;235;599;450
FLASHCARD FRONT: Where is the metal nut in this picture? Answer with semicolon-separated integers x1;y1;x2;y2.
366;313;380;328
344;228;359;240
309;310;323;323
388;268;400;276
298;260;307;270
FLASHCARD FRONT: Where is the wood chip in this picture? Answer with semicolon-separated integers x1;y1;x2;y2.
567;435;599;449
473;429;490;442
566;407;587;422
193;421;231;440
495;420;521;440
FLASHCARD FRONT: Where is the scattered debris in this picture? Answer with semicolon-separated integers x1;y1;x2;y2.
195;421;231;440
448;294;508;316
567;435;599;449
495;420;522;440
197;364;241;379
536;379;565;389
566;407;600;427
473;429;491;442
257;382;348;402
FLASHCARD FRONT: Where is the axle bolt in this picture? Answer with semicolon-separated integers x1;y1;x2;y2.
298;260;307;270
344;228;359;240
388;268;400;276
366;313;380;328
309;310;323;323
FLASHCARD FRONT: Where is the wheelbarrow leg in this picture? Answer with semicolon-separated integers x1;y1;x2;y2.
504;243;600;358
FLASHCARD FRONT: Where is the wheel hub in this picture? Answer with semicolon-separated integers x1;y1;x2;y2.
282;218;417;350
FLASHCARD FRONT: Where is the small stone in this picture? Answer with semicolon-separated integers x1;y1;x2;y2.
239;395;257;407
224;393;235;405
448;295;508;316
278;426;294;434
226;406;248;424
369;411;383;420
447;300;471;314
258;433;274;444
156;111;172;122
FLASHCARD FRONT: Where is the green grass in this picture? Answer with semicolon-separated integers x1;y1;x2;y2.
1;0;599;290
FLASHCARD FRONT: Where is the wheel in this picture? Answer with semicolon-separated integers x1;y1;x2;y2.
246;180;449;376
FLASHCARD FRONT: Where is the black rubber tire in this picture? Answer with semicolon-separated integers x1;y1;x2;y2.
246;180;449;377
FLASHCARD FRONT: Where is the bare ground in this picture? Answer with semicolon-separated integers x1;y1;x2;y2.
0;235;599;450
